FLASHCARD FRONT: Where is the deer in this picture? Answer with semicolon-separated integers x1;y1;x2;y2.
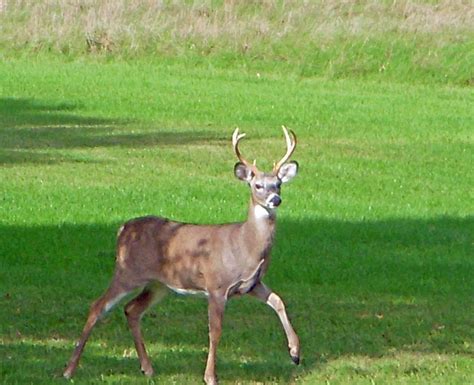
63;126;300;385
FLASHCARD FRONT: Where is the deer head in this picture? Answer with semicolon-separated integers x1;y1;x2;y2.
233;126;298;209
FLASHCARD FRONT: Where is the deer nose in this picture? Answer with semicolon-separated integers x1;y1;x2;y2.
270;195;282;207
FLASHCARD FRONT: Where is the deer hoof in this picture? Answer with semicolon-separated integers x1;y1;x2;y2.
141;366;154;377
204;374;219;385
291;354;300;365
63;367;74;379
289;345;300;365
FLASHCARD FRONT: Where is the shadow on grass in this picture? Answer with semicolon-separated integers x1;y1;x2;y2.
0;97;217;165
0;215;473;383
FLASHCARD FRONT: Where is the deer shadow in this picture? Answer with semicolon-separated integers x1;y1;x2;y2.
0;215;472;383
0;97;218;165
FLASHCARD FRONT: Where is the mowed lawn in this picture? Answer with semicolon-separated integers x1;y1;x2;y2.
0;57;472;384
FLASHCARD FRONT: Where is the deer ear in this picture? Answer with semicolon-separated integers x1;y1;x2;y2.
278;161;298;183
234;162;254;182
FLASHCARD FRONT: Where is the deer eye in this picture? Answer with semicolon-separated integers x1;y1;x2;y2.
255;183;263;190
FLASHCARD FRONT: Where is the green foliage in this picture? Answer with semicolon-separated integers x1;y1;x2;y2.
0;50;472;385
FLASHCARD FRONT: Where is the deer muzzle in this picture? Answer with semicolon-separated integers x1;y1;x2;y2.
268;194;282;208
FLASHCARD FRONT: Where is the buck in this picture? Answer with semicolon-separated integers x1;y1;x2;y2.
63;127;300;384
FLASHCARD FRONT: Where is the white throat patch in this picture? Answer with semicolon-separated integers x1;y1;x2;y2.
254;204;270;220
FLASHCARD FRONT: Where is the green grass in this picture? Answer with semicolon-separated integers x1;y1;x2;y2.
0;56;473;385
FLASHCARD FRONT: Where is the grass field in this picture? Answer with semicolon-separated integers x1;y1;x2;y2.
1;1;473;384
1;56;472;384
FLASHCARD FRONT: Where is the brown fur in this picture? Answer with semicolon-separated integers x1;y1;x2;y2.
113;210;274;296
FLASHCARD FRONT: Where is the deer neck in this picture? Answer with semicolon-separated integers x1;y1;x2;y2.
242;198;276;259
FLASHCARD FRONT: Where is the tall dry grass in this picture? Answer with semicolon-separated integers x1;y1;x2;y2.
1;0;473;84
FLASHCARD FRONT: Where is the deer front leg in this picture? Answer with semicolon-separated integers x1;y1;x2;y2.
249;282;300;364
204;293;226;385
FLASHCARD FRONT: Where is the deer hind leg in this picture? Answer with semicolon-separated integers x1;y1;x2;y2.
63;281;132;379
249;282;300;365
124;282;168;376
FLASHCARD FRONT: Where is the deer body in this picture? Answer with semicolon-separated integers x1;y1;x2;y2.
63;127;300;385
115;205;274;299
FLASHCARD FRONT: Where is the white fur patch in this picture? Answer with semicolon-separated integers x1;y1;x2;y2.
104;292;127;313
265;193;279;208
266;293;281;311
116;225;125;237
167;285;209;297
254;204;270;219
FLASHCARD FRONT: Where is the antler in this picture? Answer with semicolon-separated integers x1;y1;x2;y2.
232;128;259;173
273;125;297;174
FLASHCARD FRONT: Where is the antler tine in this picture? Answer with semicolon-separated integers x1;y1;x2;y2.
232;128;259;173
273;125;297;173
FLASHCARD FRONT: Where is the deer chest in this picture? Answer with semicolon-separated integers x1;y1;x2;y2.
225;259;265;298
